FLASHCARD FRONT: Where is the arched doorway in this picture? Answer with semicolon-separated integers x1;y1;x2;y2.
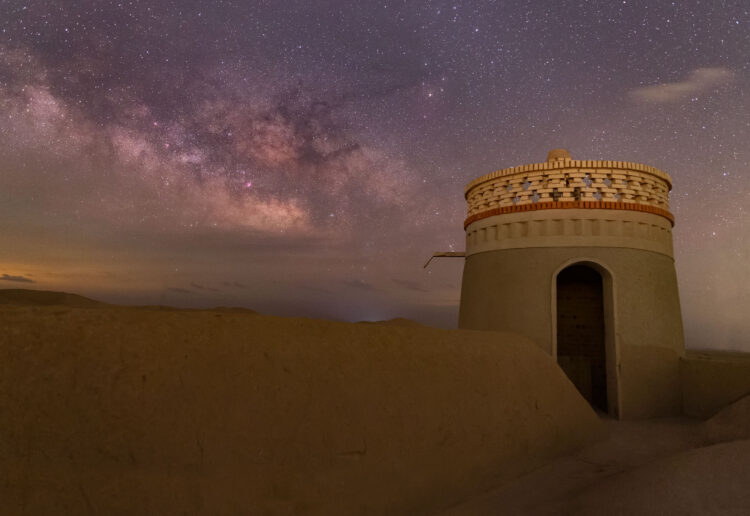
556;264;608;413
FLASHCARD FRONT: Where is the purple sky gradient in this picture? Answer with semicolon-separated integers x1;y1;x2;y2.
1;1;748;350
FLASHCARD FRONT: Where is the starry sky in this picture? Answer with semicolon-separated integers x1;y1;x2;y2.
1;1;748;350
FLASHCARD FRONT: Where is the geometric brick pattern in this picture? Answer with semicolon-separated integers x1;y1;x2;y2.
465;158;673;226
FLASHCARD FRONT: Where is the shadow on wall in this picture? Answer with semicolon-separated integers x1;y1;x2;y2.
682;350;750;418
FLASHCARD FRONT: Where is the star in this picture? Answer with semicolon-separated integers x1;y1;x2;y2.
0;0;745;344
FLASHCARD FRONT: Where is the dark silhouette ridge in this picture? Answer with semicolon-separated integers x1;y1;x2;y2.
0;289;106;307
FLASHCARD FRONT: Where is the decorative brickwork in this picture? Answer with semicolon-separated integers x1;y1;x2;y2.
465;158;673;226
464;200;675;229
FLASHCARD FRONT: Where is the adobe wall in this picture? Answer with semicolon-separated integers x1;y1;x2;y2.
464;208;674;257
681;350;750;418
0;305;605;515
459;243;684;419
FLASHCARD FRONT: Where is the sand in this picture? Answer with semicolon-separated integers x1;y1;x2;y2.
562;438;750;516
0;293;602;515
442;397;750;515
703;392;750;445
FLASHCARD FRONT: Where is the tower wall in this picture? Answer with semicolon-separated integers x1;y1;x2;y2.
459;152;685;419
459;246;684;419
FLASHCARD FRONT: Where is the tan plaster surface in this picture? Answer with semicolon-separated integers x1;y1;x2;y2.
459;246;685;419
681;350;750;418
618;344;683;419
703;393;750;444
465;209;674;257
442;411;750;515
0;298;603;515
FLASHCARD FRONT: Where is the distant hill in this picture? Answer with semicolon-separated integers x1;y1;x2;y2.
0;289;105;307
357;317;424;327
0;289;258;313
210;306;257;315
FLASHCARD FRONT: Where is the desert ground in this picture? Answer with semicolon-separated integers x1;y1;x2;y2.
1;289;749;515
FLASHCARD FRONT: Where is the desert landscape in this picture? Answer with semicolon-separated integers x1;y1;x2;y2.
3;1;749;514
2;289;749;515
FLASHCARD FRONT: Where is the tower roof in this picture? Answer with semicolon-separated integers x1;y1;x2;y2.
546;148;572;162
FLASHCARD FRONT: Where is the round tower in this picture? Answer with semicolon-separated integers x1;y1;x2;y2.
459;150;685;419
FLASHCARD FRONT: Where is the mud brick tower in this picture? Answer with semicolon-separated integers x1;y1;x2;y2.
459;149;685;419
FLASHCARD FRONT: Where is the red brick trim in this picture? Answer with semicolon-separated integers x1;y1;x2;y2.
464;201;675;229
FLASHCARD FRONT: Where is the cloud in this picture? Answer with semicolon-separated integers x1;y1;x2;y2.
190;282;219;292
223;281;251;289
342;279;377;291
0;273;35;283
629;68;734;103
392;278;429;292
300;284;332;294
166;287;192;294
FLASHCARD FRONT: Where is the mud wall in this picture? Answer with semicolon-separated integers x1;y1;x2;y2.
681;351;750;418
0;305;603;515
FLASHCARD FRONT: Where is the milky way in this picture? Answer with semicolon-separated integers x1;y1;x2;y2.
1;1;748;350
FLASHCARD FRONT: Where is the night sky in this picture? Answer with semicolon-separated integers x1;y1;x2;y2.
1;1;748;351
